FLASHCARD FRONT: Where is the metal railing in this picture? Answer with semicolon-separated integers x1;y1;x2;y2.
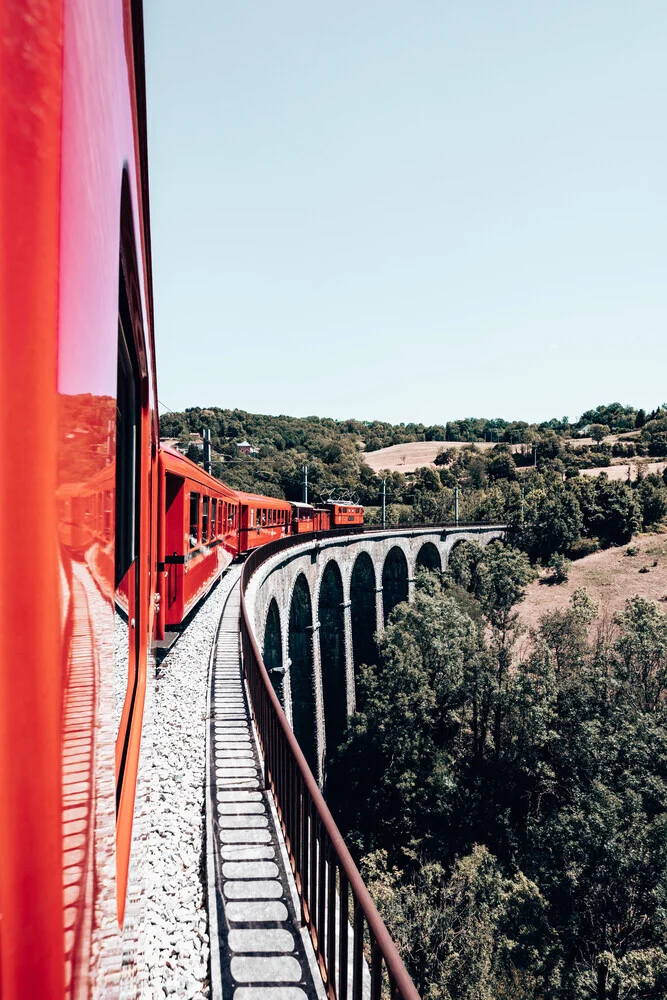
240;529;422;1000
238;521;505;999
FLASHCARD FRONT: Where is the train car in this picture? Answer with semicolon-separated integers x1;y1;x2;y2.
291;502;317;534
157;446;240;635
237;492;293;553
0;3;159;998
313;507;332;532
326;502;365;527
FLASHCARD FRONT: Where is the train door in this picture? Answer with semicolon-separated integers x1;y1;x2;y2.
115;310;141;815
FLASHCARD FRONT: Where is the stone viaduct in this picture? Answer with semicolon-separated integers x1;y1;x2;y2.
243;524;505;785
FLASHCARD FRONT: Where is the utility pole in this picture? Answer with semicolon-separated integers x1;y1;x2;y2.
382;478;386;528
302;464;308;504
454;485;459;526
202;426;211;474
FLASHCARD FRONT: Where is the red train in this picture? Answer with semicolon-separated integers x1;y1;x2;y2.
0;2;362;997
156;462;364;636
157;447;240;635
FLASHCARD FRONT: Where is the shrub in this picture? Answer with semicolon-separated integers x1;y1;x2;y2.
547;552;571;584
639;566;650;574
626;545;639;557
569;538;600;560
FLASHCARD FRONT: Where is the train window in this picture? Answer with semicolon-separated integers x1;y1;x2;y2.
115;326;138;587
202;496;210;541
250;507;255;527
211;499;217;538
114;252;144;916
189;492;200;547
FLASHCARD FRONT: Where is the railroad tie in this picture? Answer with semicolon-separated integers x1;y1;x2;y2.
207;582;324;1000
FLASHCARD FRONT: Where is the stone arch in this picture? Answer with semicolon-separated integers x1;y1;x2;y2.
416;541;441;574
350;552;377;673
288;574;318;774
382;546;409;624
263;598;284;706
318;560;347;758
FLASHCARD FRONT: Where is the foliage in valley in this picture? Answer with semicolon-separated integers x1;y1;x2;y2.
328;543;667;1000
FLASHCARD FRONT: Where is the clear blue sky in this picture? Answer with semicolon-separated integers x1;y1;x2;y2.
144;1;666;426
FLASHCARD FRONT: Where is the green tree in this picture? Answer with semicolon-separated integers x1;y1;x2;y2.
589;423;611;444
636;476;667;527
509;485;583;562
615;597;667;711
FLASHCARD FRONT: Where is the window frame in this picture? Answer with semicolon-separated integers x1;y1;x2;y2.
189;491;200;548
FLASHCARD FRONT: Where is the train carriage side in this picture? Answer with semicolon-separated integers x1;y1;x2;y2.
291;501;317;534
237;492;293;553
0;2;159;997
158;447;239;634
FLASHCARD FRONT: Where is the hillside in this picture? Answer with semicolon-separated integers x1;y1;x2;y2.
516;532;667;641
362;440;498;474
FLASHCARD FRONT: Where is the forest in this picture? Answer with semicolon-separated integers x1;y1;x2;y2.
328;545;667;1000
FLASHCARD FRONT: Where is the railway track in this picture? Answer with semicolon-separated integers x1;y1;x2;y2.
206;579;325;1000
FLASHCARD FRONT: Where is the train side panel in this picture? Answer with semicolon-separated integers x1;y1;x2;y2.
158;448;240;631
237;493;293;553
1;2;158;998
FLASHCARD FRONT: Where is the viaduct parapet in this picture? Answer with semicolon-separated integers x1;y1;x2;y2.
243;524;505;785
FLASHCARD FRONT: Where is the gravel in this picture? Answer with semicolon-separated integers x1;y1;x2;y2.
141;566;241;999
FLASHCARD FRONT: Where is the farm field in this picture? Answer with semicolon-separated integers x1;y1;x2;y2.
362;440;522;474
516;532;667;645
579;461;666;481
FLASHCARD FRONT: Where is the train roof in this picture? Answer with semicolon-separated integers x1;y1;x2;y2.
159;445;239;499
235;490;292;509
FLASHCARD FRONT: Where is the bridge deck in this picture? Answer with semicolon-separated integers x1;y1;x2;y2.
205;577;325;1000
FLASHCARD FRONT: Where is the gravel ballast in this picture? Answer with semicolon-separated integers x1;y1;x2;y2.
142;566;241;999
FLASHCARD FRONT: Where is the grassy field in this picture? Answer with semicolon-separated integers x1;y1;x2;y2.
515;531;667;656
579;460;666;481
362;440;523;474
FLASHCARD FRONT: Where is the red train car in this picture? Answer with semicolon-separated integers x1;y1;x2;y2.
157;447;239;635
291;502;317;533
237;492;293;552
1;2;158;998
